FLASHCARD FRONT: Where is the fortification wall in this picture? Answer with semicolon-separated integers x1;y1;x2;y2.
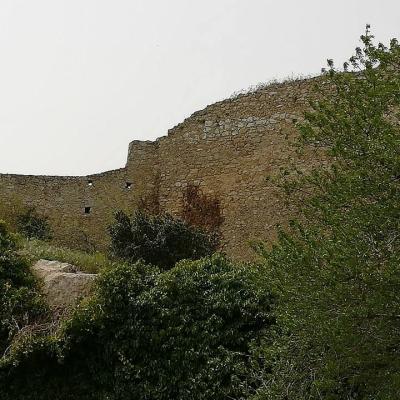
154;78;324;258
0;77;324;259
0;143;160;250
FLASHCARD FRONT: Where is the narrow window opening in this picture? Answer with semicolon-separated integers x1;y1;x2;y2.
87;179;93;186
84;206;91;214
125;182;132;189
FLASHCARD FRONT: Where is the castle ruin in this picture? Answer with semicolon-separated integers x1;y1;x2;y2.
0;78;324;260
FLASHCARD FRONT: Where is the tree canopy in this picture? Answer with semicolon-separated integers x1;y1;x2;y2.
252;27;400;400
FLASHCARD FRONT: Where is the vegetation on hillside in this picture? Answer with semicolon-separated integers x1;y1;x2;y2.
0;27;399;400
21;238;115;274
252;26;400;399
0;255;273;400
109;210;218;270
0;222;46;356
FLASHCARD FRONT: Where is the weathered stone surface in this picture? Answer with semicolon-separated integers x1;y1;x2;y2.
32;259;96;309
0;77;328;260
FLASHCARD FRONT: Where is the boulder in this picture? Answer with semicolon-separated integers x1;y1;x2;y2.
32;259;97;309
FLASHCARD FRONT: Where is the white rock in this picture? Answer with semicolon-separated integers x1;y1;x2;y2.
32;259;96;309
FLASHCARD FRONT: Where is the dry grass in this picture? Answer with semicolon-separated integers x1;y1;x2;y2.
20;238;116;274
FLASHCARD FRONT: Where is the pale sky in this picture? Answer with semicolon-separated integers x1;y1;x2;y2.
0;0;399;176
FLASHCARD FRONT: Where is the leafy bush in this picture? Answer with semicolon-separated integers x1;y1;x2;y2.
109;210;218;270
0;254;274;400
17;208;51;240
252;28;400;400
0;221;46;355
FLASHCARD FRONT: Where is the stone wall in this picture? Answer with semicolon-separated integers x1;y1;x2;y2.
0;77;325;260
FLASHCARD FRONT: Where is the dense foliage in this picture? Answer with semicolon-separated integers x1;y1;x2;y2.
2;27;399;400
17;207;52;240
1;254;273;400
109;210;218;270
0;221;45;355
252;28;400;400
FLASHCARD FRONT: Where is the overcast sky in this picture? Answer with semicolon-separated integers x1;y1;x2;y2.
0;0;399;176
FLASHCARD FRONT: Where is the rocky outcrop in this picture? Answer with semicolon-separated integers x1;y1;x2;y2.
32;259;97;309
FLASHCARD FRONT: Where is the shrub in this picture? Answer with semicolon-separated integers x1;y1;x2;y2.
0;255;274;400
16;208;51;240
0;221;46;355
109;210;218;270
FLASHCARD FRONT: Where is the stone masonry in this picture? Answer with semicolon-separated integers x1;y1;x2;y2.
0;77;325;260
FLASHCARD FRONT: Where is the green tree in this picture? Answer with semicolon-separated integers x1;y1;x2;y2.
109;210;218;270
252;27;400;400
